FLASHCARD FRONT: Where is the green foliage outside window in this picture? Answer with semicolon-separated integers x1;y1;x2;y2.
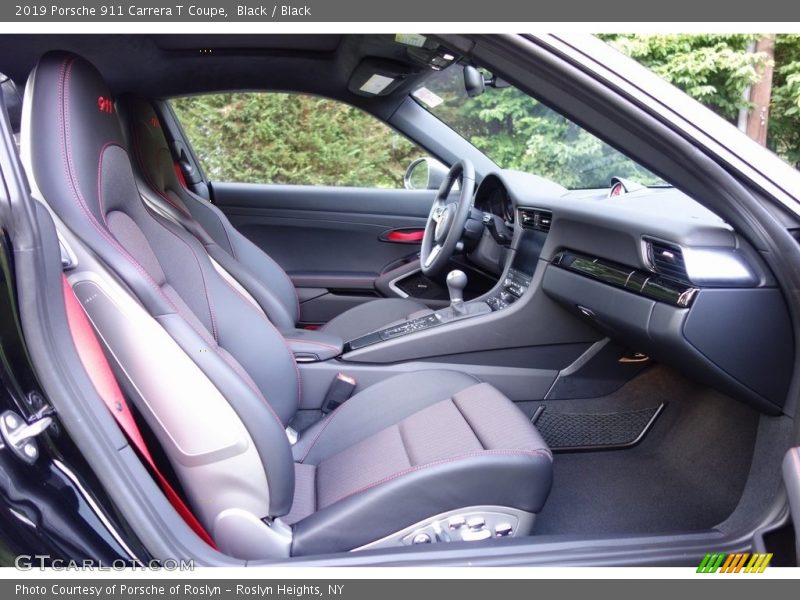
172;35;800;192
771;34;800;166
419;67;664;189
603;34;800;167
172;93;422;188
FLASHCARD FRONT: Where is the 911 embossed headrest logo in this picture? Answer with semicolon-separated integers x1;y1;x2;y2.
97;96;114;114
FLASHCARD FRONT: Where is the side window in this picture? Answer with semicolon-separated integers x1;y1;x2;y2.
171;92;428;189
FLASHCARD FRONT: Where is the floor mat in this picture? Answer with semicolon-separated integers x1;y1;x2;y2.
526;366;760;536
533;404;664;451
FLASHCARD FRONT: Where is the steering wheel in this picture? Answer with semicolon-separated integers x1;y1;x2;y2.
420;159;476;276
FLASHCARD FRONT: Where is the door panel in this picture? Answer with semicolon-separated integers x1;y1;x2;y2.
211;181;437;323
213;182;434;276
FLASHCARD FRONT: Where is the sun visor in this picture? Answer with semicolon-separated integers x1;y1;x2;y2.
347;57;422;97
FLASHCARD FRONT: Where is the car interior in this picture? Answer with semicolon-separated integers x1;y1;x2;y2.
0;33;796;564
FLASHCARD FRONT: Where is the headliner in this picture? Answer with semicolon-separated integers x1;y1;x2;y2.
0;34;457;118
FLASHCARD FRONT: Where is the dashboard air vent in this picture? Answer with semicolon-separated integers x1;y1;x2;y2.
519;209;552;233
644;238;689;282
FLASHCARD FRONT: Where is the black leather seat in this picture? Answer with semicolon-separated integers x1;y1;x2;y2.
23;51;552;557
123;97;430;339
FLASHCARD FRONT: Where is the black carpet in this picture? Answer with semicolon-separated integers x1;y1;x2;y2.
523;366;761;536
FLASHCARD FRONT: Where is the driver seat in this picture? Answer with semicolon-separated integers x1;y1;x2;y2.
121;97;429;340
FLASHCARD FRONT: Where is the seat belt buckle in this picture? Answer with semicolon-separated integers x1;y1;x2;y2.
322;373;356;414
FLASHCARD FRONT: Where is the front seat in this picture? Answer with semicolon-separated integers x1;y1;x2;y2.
122;96;430;340
23;51;552;558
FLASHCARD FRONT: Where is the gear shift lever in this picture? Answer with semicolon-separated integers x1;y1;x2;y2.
446;270;468;315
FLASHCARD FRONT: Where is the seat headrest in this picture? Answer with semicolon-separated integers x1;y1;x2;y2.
22;51;139;240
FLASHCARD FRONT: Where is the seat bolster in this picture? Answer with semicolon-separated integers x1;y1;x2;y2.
206;242;298;331
290;450;553;556
154;313;296;516
221;218;301;324
124;96;300;327
319;297;430;340
293;370;481;464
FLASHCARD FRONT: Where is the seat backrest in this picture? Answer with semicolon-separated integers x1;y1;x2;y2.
22;51;299;521
124;97;300;330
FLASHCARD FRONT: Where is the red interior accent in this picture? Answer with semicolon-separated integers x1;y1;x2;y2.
97;96;114;114
303;324;322;330
61;276;217;549
386;229;424;242
173;162;188;188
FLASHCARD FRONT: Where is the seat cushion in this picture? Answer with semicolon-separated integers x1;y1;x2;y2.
319;297;431;340
286;371;553;554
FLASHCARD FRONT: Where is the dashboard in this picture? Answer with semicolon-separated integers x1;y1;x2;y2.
471;169;793;414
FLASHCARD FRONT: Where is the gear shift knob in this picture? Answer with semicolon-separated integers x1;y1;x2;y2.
446;269;468;313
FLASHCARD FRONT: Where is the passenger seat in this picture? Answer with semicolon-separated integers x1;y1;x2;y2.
123;97;433;339
22;51;553;558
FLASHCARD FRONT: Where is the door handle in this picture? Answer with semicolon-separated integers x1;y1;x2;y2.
379;228;425;243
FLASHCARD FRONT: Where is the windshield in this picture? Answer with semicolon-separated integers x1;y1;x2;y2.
415;67;668;190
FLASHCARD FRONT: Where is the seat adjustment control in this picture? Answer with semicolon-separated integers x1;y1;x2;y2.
360;507;533;551
448;516;466;530
460;527;492;541
400;511;521;545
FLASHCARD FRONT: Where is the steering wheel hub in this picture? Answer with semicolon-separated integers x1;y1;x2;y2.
434;204;455;243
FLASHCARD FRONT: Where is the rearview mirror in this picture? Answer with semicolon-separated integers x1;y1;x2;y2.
463;65;485;97
463;65;511;97
404;157;450;190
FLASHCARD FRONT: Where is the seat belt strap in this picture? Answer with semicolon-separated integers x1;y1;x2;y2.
173;161;188;188
61;275;216;549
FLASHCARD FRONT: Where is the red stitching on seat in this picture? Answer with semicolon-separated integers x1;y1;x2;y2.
235;228;301;322
298;397;346;462
131;118;192;218
284;338;342;352
216;272;303;410
330;448;553;505
133;108;301;326
57;57;286;433
146;215;219;342
60;58;173;309
300;377;535;464
216;211;238;260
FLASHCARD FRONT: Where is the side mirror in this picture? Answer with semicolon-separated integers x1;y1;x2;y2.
404;157;449;190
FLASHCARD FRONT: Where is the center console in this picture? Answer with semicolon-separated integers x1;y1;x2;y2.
345;300;491;351
485;268;533;311
344;209;551;353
